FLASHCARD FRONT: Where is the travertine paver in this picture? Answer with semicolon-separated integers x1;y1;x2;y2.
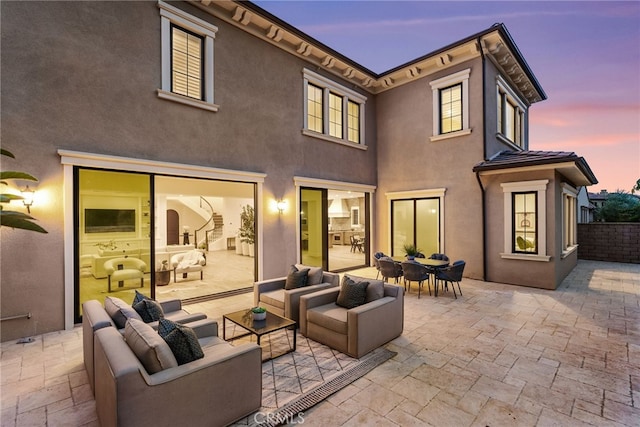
1;260;638;426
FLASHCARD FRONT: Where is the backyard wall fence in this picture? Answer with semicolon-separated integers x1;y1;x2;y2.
577;223;640;263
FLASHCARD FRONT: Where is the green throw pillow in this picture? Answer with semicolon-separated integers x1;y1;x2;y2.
133;298;165;323
336;275;369;309
158;319;204;365
284;265;310;290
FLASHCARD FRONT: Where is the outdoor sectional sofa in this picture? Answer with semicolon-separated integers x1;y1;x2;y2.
93;319;261;427
82;298;207;393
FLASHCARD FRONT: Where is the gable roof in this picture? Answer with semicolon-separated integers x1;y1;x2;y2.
191;1;545;103
473;150;598;186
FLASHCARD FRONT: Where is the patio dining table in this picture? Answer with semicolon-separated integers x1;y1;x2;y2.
392;256;449;296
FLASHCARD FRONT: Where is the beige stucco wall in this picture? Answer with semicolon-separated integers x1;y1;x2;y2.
0;1;378;341
481;169;578;289
375;60;486;280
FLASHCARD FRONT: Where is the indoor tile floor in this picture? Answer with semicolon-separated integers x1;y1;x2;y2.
1;260;639;426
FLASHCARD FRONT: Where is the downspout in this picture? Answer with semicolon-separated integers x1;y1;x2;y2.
477;36;488;282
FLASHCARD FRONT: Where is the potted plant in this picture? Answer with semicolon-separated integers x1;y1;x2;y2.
403;243;421;260
251;306;266;321
239;204;255;256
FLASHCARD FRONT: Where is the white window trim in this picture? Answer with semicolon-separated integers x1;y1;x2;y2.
303;68;367;148
500;180;550;262
429;68;471;141
496;75;526;148
561;183;578;258
158;1;219;112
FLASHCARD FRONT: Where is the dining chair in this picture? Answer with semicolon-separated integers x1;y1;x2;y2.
434;260;465;298
373;252;386;279
378;258;403;284
401;261;430;298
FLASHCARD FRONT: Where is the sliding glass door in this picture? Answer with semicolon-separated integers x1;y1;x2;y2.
391;198;440;257
300;187;369;272
75;168;257;322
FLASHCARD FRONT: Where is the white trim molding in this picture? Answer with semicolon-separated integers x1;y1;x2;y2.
158;1;219;111
500;179;550;262
429;68;471;141
58;150;266;328
386;188;447;255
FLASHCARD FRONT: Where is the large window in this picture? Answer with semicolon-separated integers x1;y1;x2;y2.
562;183;578;256
501;180;550;261
439;84;462;134
171;25;203;100
496;76;526;148
430;68;470;141
303;69;367;147
158;1;218;112
513;192;537;253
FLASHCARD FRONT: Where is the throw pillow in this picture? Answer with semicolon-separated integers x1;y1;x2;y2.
125;318;177;374
296;264;323;285
345;274;385;303
336;275;369;309
157;319;204;365
132;289;148;305
284;265;310;290
104;296;143;329
133;298;165;323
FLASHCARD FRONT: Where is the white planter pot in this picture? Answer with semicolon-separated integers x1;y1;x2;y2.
249;243;254;257
235;236;242;254
252;311;266;321
242;242;249;256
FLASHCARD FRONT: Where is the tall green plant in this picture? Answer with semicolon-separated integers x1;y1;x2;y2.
239;204;254;244
0;149;47;233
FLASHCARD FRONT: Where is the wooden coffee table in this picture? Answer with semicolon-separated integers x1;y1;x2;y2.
222;309;296;361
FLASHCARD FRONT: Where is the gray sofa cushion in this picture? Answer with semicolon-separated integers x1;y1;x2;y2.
336;276;369;309
260;289;286;309
158;319;204;365
307;303;348;335
295;264;323;285
124;318;177;374
285;265;310;290
346;274;385;303
104;296;143;329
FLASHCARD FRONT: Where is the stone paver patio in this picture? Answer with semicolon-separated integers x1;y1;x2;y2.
1;260;639;426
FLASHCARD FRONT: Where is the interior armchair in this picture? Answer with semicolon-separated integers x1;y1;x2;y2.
104;257;147;293
299;275;404;358
254;264;340;324
171;250;206;282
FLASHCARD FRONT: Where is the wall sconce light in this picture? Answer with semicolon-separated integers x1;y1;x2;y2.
21;185;35;213
276;199;288;214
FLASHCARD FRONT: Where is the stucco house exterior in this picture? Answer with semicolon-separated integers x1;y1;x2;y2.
1;1;596;341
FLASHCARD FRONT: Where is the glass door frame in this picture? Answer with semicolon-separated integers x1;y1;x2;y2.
294;177;375;273
386;188;446;258
60;149;266;328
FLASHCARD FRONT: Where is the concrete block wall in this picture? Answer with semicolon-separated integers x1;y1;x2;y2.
577;223;640;263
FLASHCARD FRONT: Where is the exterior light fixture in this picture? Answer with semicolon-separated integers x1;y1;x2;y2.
21;185;35;213
276;200;287;214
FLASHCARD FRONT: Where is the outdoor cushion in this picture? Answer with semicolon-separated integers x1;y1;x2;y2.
104;296;143;329
295;264;323;285
124;318;177;374
285;265;310;290
259;289;286;309
158;319;204;365
336;275;369;309
345;274;384;303
306;303;348;335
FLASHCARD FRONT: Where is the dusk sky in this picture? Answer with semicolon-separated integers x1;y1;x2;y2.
254;1;640;193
